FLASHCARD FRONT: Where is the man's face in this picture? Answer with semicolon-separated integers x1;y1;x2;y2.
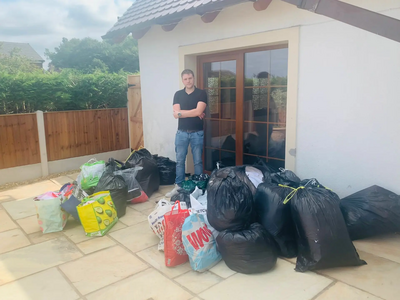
182;73;194;89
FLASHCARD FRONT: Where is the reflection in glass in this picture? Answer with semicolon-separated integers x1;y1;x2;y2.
271;48;288;80
220;89;236;120
221;151;236;168
245;51;270;87
268;124;285;160
221;61;236;87
205;148;219;172
204;120;219;148
243;122;267;157
270;87;287;123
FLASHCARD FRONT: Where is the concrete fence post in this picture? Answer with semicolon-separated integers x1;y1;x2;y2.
36;110;49;176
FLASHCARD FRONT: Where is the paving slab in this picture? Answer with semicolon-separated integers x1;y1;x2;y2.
175;270;223;294
315;282;381;300
318;251;400;300
59;246;148;295
0;229;31;255
86;268;192;300
50;176;74;186
0;237;82;285
0;268;80;300
199;259;332;300
0;210;18;232
136;245;192;278
209;260;236;279
118;207;147;226
130;200;156;212
76;236;116;254
16;215;41;234
0;181;61;203
110;221;158;253
354;234;400;264
28;231;65;244
2;197;36;220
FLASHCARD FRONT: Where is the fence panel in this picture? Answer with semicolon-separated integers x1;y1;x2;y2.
44;108;129;161
0;113;40;169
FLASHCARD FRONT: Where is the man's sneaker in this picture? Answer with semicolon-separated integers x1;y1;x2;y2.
165;184;180;198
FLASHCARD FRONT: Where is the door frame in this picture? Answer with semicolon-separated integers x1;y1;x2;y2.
197;44;288;168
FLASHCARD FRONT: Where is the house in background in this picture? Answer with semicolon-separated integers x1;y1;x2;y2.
103;0;400;197
0;41;45;68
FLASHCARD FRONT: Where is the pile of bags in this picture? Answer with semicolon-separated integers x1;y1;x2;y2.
147;161;400;276
32;147;165;237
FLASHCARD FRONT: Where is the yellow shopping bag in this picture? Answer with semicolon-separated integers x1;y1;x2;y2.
77;191;118;237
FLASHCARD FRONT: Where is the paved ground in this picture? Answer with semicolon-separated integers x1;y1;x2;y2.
0;173;399;300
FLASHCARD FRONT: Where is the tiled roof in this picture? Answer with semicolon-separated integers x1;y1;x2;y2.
103;0;249;39
0;42;44;63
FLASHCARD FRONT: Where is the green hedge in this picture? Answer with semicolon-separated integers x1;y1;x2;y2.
0;70;129;114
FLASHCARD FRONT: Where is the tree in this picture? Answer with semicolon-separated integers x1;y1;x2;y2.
0;48;41;74
45;37;139;74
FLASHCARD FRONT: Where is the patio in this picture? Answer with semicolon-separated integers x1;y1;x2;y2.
0;173;399;300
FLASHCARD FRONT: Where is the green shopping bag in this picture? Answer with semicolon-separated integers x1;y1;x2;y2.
80;159;105;190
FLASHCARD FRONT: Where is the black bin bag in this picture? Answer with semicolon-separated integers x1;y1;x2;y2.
125;148;160;198
216;223;278;274
255;183;297;258
153;155;176;186
291;185;366;272
207;166;257;231
271;168;301;187
340;185;400;240
171;189;191;209
94;163;128;218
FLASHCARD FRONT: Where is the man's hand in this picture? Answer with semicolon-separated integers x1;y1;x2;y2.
199;112;205;120
173;110;179;119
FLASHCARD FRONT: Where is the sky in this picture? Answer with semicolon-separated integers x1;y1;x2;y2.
0;0;134;67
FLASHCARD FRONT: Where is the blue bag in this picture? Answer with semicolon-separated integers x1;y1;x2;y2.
182;213;221;272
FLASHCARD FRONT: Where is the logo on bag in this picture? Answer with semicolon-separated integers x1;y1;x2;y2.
186;225;213;251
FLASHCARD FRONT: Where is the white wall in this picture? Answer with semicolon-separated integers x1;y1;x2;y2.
138;0;400;197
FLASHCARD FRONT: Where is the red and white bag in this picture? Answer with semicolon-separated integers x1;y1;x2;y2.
148;199;172;251
164;201;190;267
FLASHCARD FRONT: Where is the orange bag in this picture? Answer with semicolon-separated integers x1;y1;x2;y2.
164;201;190;267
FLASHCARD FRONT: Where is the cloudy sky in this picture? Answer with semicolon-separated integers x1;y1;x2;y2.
0;0;134;65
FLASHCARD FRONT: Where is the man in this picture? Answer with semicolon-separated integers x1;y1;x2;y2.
166;69;207;198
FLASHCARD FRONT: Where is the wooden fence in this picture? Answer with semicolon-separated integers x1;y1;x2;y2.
44;108;129;161
0;113;40;169
0;108;130;169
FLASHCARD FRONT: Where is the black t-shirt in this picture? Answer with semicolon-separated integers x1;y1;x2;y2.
173;87;207;131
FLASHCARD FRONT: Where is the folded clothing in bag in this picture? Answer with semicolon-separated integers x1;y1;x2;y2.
340;185;400;240
77;191;118;237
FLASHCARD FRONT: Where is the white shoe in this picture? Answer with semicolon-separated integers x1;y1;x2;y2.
165;184;180;198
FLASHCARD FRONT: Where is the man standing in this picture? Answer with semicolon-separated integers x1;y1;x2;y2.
166;69;207;198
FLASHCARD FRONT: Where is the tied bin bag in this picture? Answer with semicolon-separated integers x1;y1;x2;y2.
207;166;256;231
288;183;366;272
254;183;297;258
125;148;160;198
164;201;190;267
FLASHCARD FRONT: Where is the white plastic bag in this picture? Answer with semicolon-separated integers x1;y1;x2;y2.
182;213;221;272
245;166;264;188
34;192;69;234
189;188;219;240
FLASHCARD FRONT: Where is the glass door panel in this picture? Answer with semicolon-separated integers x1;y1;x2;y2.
202;59;238;172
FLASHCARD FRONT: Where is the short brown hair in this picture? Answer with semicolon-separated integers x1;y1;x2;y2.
181;69;194;78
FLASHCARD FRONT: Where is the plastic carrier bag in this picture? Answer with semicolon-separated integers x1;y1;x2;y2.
114;167;148;204
182;213;221;272
164;201;190;267
77;191;118;237
80;159;105;191
34;191;69;234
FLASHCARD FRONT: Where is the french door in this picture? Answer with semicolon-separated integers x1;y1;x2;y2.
198;45;288;172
